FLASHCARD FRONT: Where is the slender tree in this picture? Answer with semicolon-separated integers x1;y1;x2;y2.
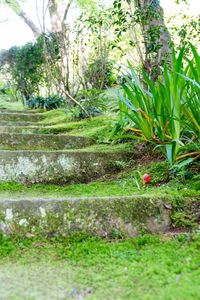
133;0;172;77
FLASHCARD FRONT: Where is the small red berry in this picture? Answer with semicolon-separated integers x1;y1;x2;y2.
143;173;151;184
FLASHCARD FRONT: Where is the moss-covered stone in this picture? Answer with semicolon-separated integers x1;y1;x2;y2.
0;133;95;150
0;196;172;237
0;150;132;183
0;125;43;134
0;112;44;122
171;196;200;229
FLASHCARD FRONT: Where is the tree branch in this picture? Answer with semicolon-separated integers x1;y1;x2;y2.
62;0;73;25
5;0;41;37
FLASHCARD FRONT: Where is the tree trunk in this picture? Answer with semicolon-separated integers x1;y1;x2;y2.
48;0;62;32
134;0;172;79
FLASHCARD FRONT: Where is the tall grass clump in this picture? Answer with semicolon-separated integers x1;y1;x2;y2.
117;45;200;165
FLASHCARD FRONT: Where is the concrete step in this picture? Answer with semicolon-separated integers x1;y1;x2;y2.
0;149;131;183
0;196;172;236
0;121;41;127
0;125;42;134
0;133;94;150
0;112;44;122
0;109;38;113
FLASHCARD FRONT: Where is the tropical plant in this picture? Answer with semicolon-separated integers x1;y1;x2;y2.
26;95;65;110
116;45;200;164
72;89;107;118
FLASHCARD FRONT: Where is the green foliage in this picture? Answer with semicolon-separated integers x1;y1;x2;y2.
0;82;7;95
169;12;200;52
8;42;45;99
84;58;117;89
26;95;65;110
73;89;107;118
116;45;200;164
0;33;60;100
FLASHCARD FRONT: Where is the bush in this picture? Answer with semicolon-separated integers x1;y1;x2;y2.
0;34;61;100
26;95;65;110
83;58;117;89
72;89;107;118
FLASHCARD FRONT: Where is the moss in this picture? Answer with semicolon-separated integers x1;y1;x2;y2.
2;233;200;300
0;157;199;198
63;143;133;153
170;196;200;229
0;96;24;111
38;112;116;142
0;195;172;237
171;211;196;228
0;133;94;150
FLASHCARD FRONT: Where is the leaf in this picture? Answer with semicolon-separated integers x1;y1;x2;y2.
173;158;194;170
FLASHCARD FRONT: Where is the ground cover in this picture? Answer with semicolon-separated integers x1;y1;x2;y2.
0;95;24;111
38;110;116;142
0;233;200;299
0;161;198;199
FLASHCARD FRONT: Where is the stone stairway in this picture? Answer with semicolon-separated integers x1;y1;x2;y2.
0;110;175;237
0;110;131;184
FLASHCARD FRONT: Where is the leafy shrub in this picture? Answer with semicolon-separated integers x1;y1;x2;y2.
0;34;61;100
73;89;107;118
26;95;65;110
83;58;117;89
116;45;200;165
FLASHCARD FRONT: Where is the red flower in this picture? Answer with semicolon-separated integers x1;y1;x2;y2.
143;173;151;184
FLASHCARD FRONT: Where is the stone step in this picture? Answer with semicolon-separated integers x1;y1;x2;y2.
0;196;172;236
0;109;38;114
0;133;94;150
0;125;42;134
0;112;44;122
0;150;131;183
0;121;40;127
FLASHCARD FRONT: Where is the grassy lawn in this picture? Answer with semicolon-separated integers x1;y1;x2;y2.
1;234;200;299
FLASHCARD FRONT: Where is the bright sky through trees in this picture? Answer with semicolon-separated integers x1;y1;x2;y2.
0;0;199;49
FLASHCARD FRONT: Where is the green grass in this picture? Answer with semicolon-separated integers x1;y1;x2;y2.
0;95;25;111
1;234;200;299
0;161;199;199
38;111;116;142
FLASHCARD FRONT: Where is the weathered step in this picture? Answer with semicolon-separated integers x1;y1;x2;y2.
0;125;42;134
0;196;171;236
0;133;94;150
0;150;131;183
0;112;44;122
0;109;38;114
0;121;40;127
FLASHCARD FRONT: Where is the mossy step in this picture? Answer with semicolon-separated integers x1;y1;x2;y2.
0;112;44;122
0;121;41;127
0;125;41;134
0;149;131;183
0;195;172;236
0;109;38;114
0;133;94;150
0;125;42;134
